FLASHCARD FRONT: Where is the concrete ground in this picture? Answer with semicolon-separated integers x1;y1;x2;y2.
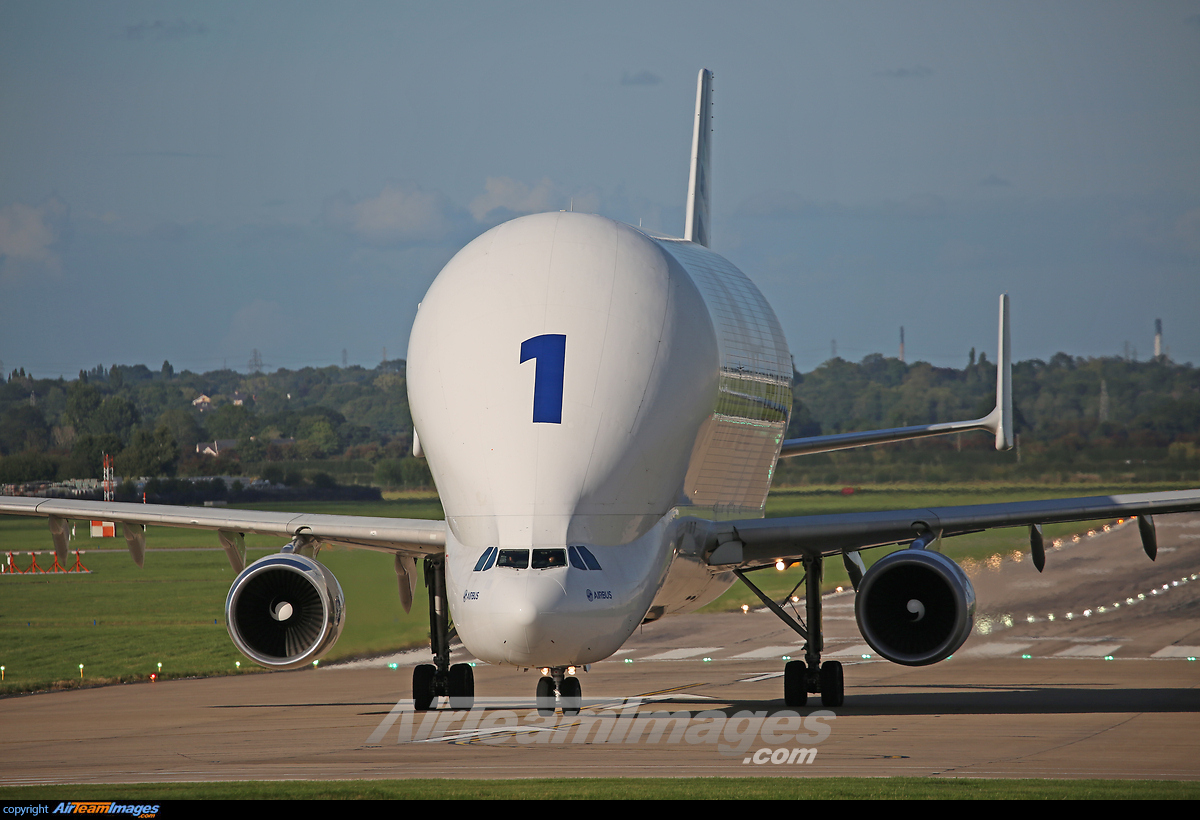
1;514;1197;784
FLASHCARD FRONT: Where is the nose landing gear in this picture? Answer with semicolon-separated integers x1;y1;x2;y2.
536;667;582;716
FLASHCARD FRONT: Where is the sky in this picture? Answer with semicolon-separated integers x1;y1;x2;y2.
2;1;1199;378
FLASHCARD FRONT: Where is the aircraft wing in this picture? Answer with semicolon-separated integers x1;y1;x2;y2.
706;489;1200;568
0;496;446;559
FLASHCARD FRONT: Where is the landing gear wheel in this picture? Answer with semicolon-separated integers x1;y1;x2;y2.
413;663;436;711
784;660;808;707
536;676;556;716
820;660;844;707
448;663;475;710
560;676;582;716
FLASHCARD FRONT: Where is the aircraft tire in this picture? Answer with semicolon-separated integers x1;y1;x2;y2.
820;661;844;707
448;663;474;710
560;676;581;716
413;663;436;711
536;676;556;716
784;660;807;707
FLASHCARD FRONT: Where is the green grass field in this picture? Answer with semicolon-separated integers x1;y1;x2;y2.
0;483;1188;693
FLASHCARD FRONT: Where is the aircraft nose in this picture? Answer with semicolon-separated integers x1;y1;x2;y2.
488;572;569;659
457;566;629;667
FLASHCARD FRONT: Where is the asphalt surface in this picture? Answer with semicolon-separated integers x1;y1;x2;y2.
1;514;1197;784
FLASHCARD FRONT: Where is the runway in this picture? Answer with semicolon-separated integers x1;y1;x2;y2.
1;515;1198;785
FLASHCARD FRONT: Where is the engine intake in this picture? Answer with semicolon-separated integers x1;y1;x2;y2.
226;553;345;670
855;548;975;666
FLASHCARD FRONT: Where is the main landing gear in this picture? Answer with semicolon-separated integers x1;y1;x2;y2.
734;553;845;708
536;667;582;716
412;556;475;710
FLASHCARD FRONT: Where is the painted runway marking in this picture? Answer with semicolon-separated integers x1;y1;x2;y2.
1054;643;1122;657
1150;645;1200;658
730;646;802;660
640;647;722;661
825;644;874;658
961;642;1033;657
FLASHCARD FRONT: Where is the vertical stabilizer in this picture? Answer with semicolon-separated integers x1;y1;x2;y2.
684;68;714;247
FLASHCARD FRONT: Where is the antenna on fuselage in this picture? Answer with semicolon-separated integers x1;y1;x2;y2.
684;68;714;247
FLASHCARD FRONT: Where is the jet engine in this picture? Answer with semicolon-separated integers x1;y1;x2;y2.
854;548;975;666
225;553;345;670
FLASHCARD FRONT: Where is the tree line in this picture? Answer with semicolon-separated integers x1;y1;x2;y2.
2;351;1198;488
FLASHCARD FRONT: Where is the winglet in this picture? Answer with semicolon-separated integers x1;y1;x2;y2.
990;293;1013;450
684;68;714;247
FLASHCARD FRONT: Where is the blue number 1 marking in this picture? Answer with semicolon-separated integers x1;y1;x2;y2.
520;334;566;424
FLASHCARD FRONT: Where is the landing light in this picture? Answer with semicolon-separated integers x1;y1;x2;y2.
775;560;785;571
741;605;749;613
567;666;576;675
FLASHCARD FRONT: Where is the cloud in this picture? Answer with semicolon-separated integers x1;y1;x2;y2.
120;20;208;41
469;177;559;222
874;65;934;79
979;174;1011;187
621;70;661;86
324;183;463;245
0;197;68;277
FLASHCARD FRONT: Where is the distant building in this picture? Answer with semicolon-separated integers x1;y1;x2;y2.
197;439;239;456
192;394;213;412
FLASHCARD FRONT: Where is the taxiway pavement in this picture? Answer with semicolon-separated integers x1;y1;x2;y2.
1;515;1197;784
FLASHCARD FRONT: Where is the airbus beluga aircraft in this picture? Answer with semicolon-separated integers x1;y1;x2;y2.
4;69;1200;713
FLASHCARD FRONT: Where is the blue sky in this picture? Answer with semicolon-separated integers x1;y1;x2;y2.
2;1;1199;377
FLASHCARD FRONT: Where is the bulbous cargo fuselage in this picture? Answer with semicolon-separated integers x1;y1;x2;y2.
408;212;791;666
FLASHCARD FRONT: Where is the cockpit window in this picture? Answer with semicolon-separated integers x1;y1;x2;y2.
531;548;566;569
473;546;497;571
577;545;602;570
568;545;602;570
496;549;529;569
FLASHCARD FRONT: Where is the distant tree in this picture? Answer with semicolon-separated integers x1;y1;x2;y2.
115;425;179;478
157;406;204;454
90;396;140;442
0;405;50;455
64;381;102;429
204;404;255;440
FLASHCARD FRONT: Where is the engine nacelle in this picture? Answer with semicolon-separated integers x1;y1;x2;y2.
855;548;975;666
225;553;345;670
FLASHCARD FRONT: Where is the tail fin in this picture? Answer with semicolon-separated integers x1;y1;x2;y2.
684;68;714;247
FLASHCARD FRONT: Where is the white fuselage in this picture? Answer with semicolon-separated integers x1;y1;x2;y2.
407;212;791;667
